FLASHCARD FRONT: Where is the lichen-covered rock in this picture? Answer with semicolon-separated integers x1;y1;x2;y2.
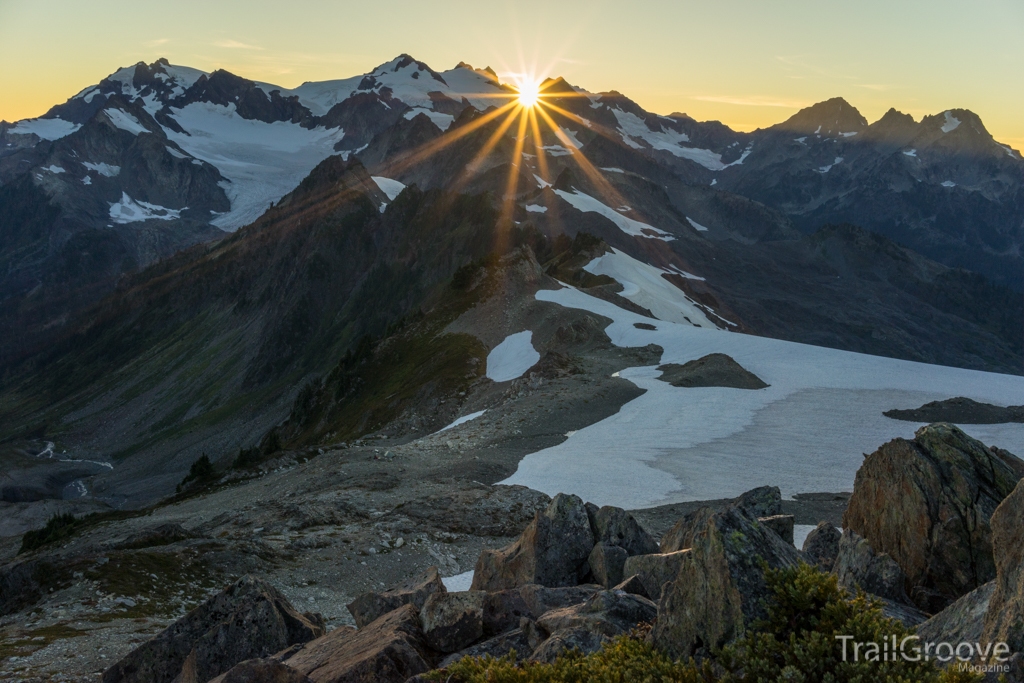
419;590;486;653
481;584;599;636
471;493;595;591
983;478;1024;657
833;529;910;604
284;604;432;683
622;550;689;601
918;581;995;645
438;628;531;668
651;505;801;659
660;487;781;553
802;521;841;570
103;575;324;683
586;506;659;556
209;659;312;683
588;542;628;588
346;566;445;628
758;514;794;545
529;589;657;662
613;574;650;599
843;423;1022;611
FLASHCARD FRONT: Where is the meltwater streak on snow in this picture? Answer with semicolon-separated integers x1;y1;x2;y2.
163;102;345;231
498;286;1024;510
486;331;540;383
554;189;674;241
436;410;487;434
9;118;81;140
583;249;713;327
371;176;407;201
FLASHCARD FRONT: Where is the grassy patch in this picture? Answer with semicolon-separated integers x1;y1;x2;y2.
0;624;85;661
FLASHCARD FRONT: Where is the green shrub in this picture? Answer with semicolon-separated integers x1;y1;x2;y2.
176;454;216;492
19;513;78;554
428;564;980;683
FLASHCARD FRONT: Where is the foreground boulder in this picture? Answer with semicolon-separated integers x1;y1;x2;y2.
210;659;312;683
660;487;782;553
843;423;1022;611
652;506;801;659
982;478;1024;656
758;514;794;545
346;566;445;628
284;604;433;683
481;584;600;636
917;582;995;646
103;575;325;683
586;505;659;556
832;529;910;604
472;493;594;591
802;521;841;571
622;550;689;601
588;543;628;587
530;589;657;663
419;591;487;653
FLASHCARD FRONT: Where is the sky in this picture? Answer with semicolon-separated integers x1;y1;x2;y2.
2;0;1022;149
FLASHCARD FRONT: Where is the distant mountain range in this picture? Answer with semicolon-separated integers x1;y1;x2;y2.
0;55;1021;504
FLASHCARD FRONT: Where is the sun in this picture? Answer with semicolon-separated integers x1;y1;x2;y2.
516;78;541;108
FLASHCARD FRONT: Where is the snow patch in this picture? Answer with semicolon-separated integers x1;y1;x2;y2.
44;165;65;174
554;189;674;241
163;102;346;230
82;175;92;185
941;180;956;188
371;176;406;201
525;204;547;213
436;410;487;434
839;132;858;137
403;107;455;131
83;162;120;177
497;286;1024;508
601;167;624;173
687;217;709;232
903;149;917;157
109;192;181;224
941;111;961;133
583;249;715;327
104;109;149;135
442;570;475;592
165;146;189;160
486;331;540;382
9;118;81;140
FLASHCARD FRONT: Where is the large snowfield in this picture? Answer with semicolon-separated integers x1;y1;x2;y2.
499;282;1024;510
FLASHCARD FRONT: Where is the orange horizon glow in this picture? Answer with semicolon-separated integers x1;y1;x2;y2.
2;1;1022;150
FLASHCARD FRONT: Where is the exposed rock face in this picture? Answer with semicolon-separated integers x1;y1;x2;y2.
655;353;768;389
661;486;782;553
613;575;650;599
843;423;1023;612
833;529;910;604
918;582;995;645
210;659;312;683
346;566;445;628
758;514;794;545
982;479;1024;656
419;591;486;653
588;543;628;588
530;589;657;663
103;575;325;683
652;506;801;659
622;551;690;602
802;521;841;571
471;493;595;591
586;506;659;557
481;584;600;636
285;604;433;683
884;397;1024;425
438;628;531;668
